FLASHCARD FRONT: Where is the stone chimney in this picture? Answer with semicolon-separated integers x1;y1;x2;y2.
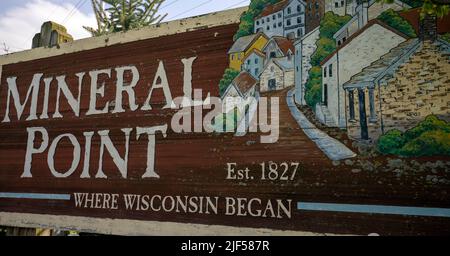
419;14;438;41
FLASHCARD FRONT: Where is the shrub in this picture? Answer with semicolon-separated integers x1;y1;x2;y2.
219;69;240;96
442;33;450;44
377;115;450;157
377;9;417;38
377;129;405;155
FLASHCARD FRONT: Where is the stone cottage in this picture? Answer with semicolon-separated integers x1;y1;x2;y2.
317;20;408;128
263;36;295;64
260;57;295;92
343;38;450;141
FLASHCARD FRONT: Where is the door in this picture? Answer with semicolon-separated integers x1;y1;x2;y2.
268;79;276;91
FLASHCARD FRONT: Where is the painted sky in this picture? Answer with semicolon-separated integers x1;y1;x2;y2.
0;0;250;55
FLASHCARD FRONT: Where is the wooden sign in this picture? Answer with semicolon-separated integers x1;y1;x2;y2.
1;4;450;236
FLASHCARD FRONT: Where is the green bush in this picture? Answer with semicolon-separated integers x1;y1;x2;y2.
219;69;240;96
377;115;450;157
377;9;417;38
442;33;450;43
377;129;405;155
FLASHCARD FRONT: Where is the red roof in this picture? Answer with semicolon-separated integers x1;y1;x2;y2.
256;0;289;19
320;19;410;66
233;72;257;94
272;36;295;55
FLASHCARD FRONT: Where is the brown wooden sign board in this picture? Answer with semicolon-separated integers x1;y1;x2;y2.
0;7;449;236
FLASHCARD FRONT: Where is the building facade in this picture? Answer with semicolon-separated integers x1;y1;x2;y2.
254;0;323;40
318;20;408;128
260;57;295;92
228;32;269;71
343;39;450;141
242;49;266;79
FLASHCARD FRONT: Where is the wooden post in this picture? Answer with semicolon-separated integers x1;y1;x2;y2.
358;88;369;140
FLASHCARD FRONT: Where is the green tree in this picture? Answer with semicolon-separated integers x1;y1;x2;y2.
219;69;240;96
84;0;167;36
378;9;417;37
304;12;351;108
234;0;281;40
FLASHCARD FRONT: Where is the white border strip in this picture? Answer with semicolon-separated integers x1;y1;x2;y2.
0;212;345;236
0;7;247;66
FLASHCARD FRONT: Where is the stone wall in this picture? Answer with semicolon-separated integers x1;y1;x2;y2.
347;41;450;140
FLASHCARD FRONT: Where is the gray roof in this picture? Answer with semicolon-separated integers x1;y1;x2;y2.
274;57;294;71
228;34;260;54
343;39;420;89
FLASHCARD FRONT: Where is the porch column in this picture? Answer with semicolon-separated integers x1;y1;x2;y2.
358;88;369;140
368;88;377;123
348;90;356;122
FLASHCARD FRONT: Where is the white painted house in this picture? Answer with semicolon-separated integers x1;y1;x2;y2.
221;71;258;113
254;0;307;40
294;27;320;105
317;20;408;128
260;57;295;93
242;49;266;80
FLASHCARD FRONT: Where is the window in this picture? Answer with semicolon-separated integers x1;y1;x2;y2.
247;60;251;65
278;22;282;27
266;17;270;22
255;58;258;64
273;15;276;20
278;13;282;18
267;26;270;31
324;67;327;78
335;2;339;8
297;5;301;12
231;55;234;60
255;68;259;75
338;40;341;46
287;53;292;61
329;64;333;77
309;3;312;10
341;0;344;7
315;1;319;9
287;19;291;26
262;19;265;24
270;66;275;72
273;23;277;28
270;52;276;58
297;28;302;37
287;7;291;14
343;37;347;42
297;17;301;24
256;20;260;26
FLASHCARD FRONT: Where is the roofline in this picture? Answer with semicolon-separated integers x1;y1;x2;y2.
320;19;411;66
243;48;266;61
255;0;307;20
0;6;247;66
294;26;319;45
227;31;269;54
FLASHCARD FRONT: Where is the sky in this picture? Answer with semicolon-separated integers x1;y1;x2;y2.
0;0;250;55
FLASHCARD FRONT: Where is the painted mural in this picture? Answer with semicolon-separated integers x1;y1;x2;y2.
219;0;449;163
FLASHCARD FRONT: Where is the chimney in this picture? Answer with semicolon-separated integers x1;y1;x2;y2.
419;14;438;41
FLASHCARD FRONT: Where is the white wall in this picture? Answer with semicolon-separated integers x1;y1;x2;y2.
321;24;406;128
